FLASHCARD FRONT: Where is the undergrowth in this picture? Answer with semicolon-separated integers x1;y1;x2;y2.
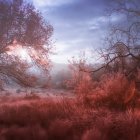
0;73;140;140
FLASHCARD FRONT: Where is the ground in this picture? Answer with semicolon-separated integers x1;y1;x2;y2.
0;88;140;140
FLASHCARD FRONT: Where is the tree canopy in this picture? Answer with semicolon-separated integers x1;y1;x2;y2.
82;0;140;77
102;0;140;77
0;0;53;87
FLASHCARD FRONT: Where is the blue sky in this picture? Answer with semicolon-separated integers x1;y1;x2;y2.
30;0;122;63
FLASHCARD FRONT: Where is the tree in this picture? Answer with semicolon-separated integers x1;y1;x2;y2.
80;0;140;82
0;0;53;87
103;0;140;76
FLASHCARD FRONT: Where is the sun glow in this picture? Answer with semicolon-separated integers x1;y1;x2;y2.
6;43;31;61
6;43;48;66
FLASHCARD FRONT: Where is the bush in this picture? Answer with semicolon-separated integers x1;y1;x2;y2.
92;73;136;110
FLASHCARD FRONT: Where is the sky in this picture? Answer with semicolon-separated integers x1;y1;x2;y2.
30;0;122;64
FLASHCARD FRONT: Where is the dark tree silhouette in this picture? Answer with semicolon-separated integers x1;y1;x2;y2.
0;0;53;87
79;0;140;81
103;0;140;76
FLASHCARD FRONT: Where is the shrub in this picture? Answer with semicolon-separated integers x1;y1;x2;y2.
92;73;136;110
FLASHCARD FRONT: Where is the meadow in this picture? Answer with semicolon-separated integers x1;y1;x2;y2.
0;73;140;140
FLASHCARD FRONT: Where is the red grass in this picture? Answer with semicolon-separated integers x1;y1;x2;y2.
0;96;139;140
0;73;140;140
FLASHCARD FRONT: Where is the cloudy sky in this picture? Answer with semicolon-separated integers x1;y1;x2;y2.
30;0;121;63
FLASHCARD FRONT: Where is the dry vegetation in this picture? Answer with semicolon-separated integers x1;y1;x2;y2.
0;0;140;140
0;72;140;140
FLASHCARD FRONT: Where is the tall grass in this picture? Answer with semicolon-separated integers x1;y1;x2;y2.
91;73;137;110
0;72;140;139
0;94;139;140
70;72;138;110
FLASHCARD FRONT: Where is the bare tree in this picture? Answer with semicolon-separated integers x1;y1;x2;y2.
79;0;140;81
103;0;140;76
0;0;53;87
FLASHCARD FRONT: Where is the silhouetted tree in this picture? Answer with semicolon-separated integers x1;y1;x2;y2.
80;0;140;81
0;0;53;87
103;0;140;76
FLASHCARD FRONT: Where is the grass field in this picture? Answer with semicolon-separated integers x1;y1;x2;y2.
0;73;139;140
0;92;139;140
